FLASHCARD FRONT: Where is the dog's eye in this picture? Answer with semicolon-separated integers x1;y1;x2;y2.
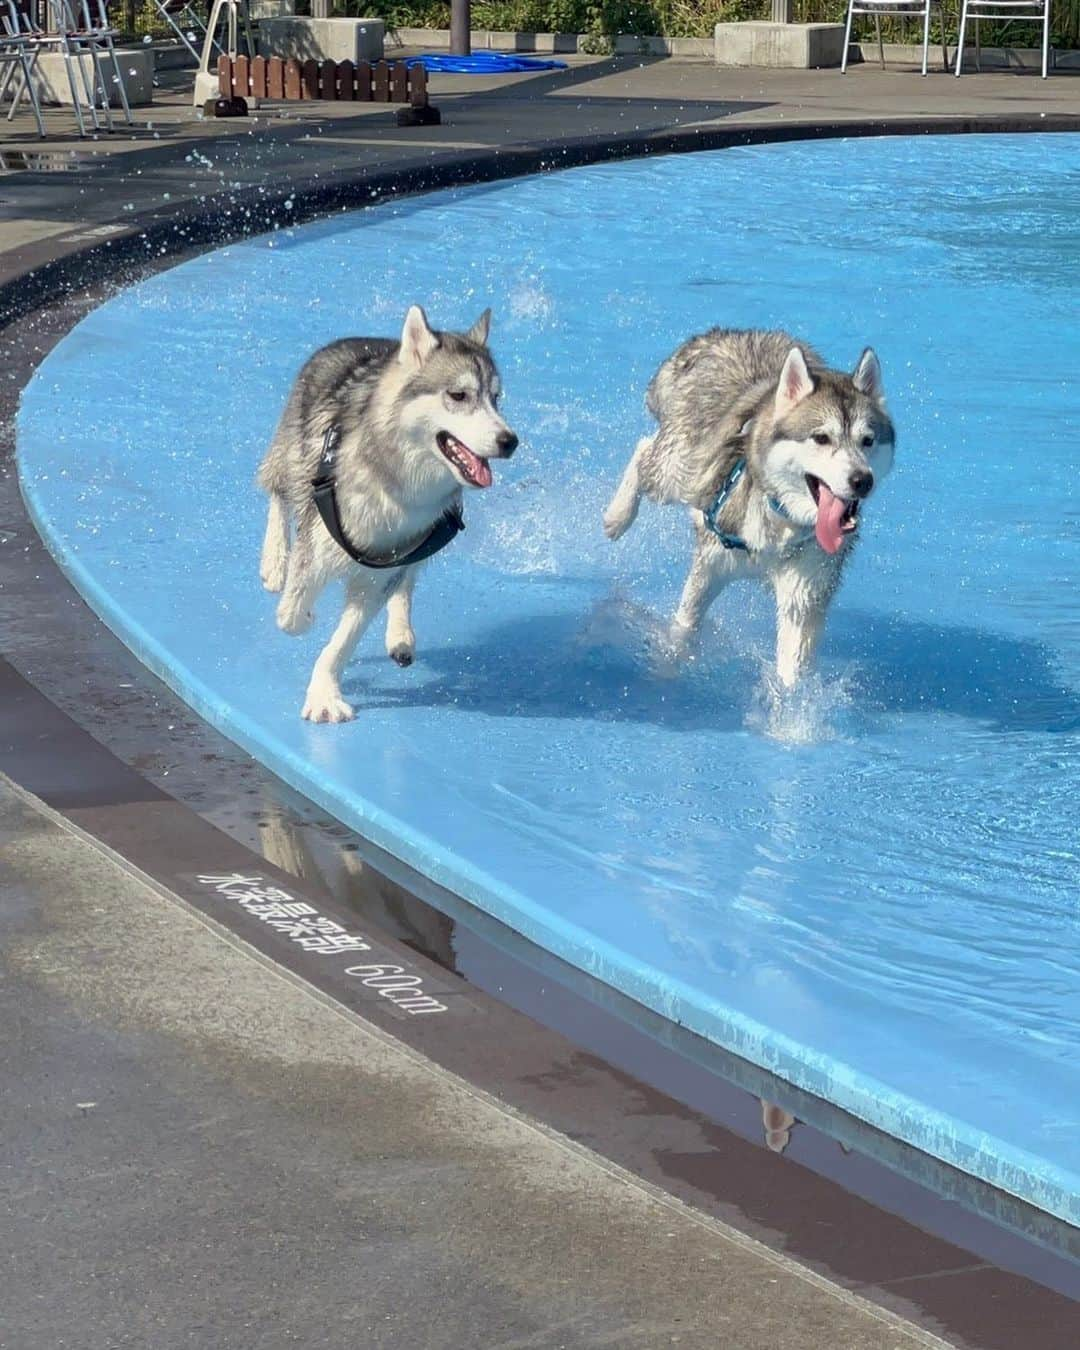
448;390;468;403
861;434;875;448
812;432;831;446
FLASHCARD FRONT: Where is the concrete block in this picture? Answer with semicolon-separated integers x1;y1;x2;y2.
249;0;295;16
388;28;581;53
714;20;845;68
257;17;385;64
392;28;447;48
32;48;153;107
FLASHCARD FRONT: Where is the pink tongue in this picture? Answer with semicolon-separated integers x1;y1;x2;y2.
814;484;847;555
461;445;492;488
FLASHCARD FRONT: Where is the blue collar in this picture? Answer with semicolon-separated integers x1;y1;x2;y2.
702;458;808;553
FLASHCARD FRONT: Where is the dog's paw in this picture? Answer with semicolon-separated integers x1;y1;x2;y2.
654;621;695;677
388;643;414;668
301;688;355;723
602;507;630;541
261;563;287;594
277;602;314;636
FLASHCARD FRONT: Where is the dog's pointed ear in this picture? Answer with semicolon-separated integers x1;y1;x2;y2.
466;308;491;347
852;347;884;400
774;346;815;420
399;305;439;368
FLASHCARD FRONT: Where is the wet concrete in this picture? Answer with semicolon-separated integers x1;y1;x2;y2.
1;777;956;1350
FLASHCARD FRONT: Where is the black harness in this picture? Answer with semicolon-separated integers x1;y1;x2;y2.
311;425;465;570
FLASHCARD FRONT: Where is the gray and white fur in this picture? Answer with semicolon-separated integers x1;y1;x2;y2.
258;305;517;722
603;328;895;687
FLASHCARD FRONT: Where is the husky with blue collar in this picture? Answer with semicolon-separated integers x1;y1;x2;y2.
603;328;895;688
258;305;517;723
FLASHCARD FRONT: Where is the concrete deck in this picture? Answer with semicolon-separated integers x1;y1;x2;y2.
2;774;950;1350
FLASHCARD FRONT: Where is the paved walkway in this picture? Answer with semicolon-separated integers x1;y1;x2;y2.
1;774;949;1350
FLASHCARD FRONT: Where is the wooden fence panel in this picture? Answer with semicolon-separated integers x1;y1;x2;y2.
319;59;338;99
268;56;285;99
250;55;268;98
373;59;389;102
213;56;425;107
408;65;427;107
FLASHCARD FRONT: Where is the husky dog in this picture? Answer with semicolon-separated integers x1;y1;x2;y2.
258;305;517;722
603;329;894;688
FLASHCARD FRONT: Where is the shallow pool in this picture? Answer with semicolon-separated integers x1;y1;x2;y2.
19;133;1080;1220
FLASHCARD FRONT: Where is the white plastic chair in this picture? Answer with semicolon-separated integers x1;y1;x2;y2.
955;0;1051;77
841;0;950;75
0;0;46;135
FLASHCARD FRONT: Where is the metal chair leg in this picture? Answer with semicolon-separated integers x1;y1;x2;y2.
61;38;89;133
954;0;967;73
18;48;44;135
85;42;114;131
105;37;132;124
1041;0;1050;75
841;0;855;72
921;0;931;73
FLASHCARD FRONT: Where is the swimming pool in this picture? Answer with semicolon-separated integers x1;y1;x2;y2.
18;132;1080;1222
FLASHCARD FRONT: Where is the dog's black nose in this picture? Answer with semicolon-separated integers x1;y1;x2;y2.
849;470;874;499
496;430;518;457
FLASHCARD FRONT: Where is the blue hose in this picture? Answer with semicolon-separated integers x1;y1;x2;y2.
404;52;568;73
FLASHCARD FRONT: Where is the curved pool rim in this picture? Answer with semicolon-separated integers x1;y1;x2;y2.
14;123;1080;1230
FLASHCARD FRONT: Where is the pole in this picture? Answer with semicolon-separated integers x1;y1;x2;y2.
450;0;470;55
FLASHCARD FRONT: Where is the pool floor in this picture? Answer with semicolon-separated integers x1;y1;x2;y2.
17;133;1080;1223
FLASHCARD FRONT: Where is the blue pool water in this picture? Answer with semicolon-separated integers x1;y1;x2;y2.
18;134;1080;1221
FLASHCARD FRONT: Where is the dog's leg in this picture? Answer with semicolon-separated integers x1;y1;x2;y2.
602;437;650;541
260;493;290;593
276;527;324;635
772;566;828;689
384;567;417;668
670;540;731;656
301;576;384;723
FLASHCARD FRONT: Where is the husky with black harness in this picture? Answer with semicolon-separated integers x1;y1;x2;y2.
603;328;895;689
258;305;517;722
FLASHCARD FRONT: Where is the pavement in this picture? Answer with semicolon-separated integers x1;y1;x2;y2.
1;774;950;1350
2;52;1078;1349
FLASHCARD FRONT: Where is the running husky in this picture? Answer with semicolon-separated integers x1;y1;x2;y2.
603;329;894;688
258;305;517;722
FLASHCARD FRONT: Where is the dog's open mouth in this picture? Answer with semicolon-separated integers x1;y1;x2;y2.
806;474;859;556
437;431;492;489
